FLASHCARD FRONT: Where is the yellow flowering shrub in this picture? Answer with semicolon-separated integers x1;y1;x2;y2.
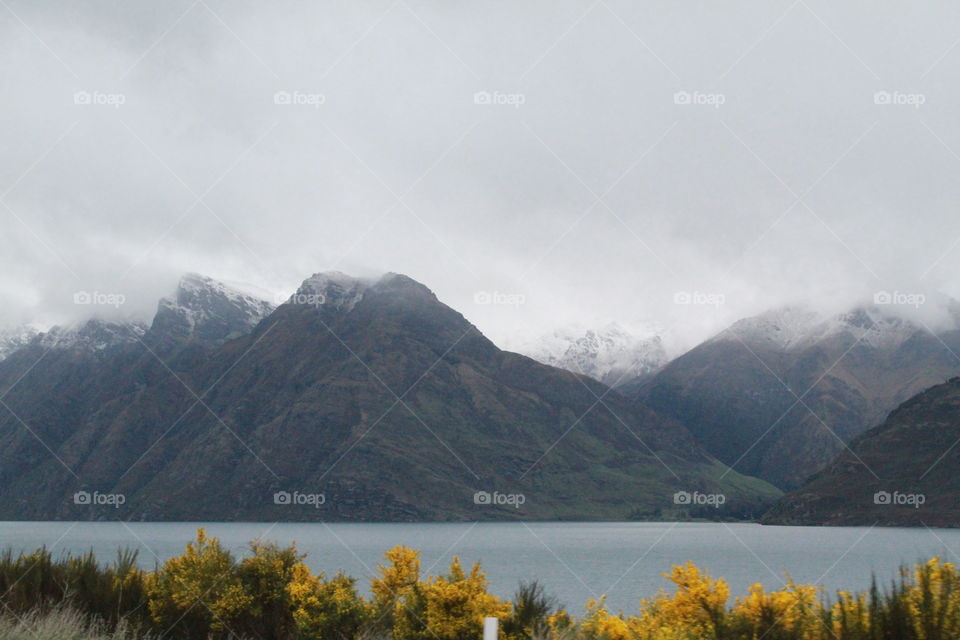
18;531;960;640
731;580;821;639
393;556;511;640
633;562;729;639
145;528;252;637
828;590;868;638
286;563;370;639
904;557;960;639
580;596;632;640
370;545;422;633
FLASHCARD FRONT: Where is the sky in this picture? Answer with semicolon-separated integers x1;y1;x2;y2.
2;0;960;352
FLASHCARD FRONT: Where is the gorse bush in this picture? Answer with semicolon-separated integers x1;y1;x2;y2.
562;557;960;640
0;547;146;627
1;529;960;640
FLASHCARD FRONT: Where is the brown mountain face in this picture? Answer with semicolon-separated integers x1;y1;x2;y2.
0;272;780;522
763;377;960;527
628;306;960;490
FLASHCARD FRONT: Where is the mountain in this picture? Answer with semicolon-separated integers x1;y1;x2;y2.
0;325;39;361
149;273;274;348
35;318;148;352
763;377;960;526
629;304;960;490
515;322;668;388
0;271;779;521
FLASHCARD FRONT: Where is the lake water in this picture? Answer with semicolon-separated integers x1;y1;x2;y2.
1;521;958;613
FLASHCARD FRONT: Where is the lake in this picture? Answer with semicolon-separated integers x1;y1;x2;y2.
1;521;957;613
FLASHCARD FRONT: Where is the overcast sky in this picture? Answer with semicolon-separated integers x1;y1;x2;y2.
2;0;960;351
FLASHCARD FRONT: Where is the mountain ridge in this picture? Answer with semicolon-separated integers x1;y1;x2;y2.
630;302;960;489
0;270;781;522
762;376;960;527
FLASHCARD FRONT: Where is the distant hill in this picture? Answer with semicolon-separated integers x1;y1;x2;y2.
629;305;960;489
0;272;779;521
763;377;960;527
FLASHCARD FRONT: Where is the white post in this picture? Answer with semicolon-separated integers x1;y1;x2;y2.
483;617;498;640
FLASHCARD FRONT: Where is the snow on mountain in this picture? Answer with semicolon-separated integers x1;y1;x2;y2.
718;302;960;351
36;318;147;352
290;271;374;312
151;273;275;346
515;322;668;387
0;325;40;361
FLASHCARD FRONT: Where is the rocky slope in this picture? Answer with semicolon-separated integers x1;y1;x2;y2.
149;273;274;348
630;305;960;490
763;377;960;526
0;326;39;361
0;272;779;521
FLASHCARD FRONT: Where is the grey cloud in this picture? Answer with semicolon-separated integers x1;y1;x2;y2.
2;0;959;351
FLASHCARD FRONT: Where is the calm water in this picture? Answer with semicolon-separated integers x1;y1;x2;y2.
1;521;958;613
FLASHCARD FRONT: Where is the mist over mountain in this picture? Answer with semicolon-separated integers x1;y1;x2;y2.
513;322;668;388
630;301;960;490
0;271;780;522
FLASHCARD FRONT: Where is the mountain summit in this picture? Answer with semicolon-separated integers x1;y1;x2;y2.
150;273;275;347
0;271;778;521
631;302;960;489
515;322;668;388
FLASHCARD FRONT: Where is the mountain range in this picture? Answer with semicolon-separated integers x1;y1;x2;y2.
628;305;960;489
0;272;779;521
763;377;960;526
5;272;960;525
513;322;668;388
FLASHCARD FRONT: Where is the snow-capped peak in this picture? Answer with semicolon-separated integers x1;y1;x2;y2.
719;307;827;350
36;318;147;353
515;322;669;387
291;271;374;312
151;273;275;346
719;302;955;351
0;325;40;361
